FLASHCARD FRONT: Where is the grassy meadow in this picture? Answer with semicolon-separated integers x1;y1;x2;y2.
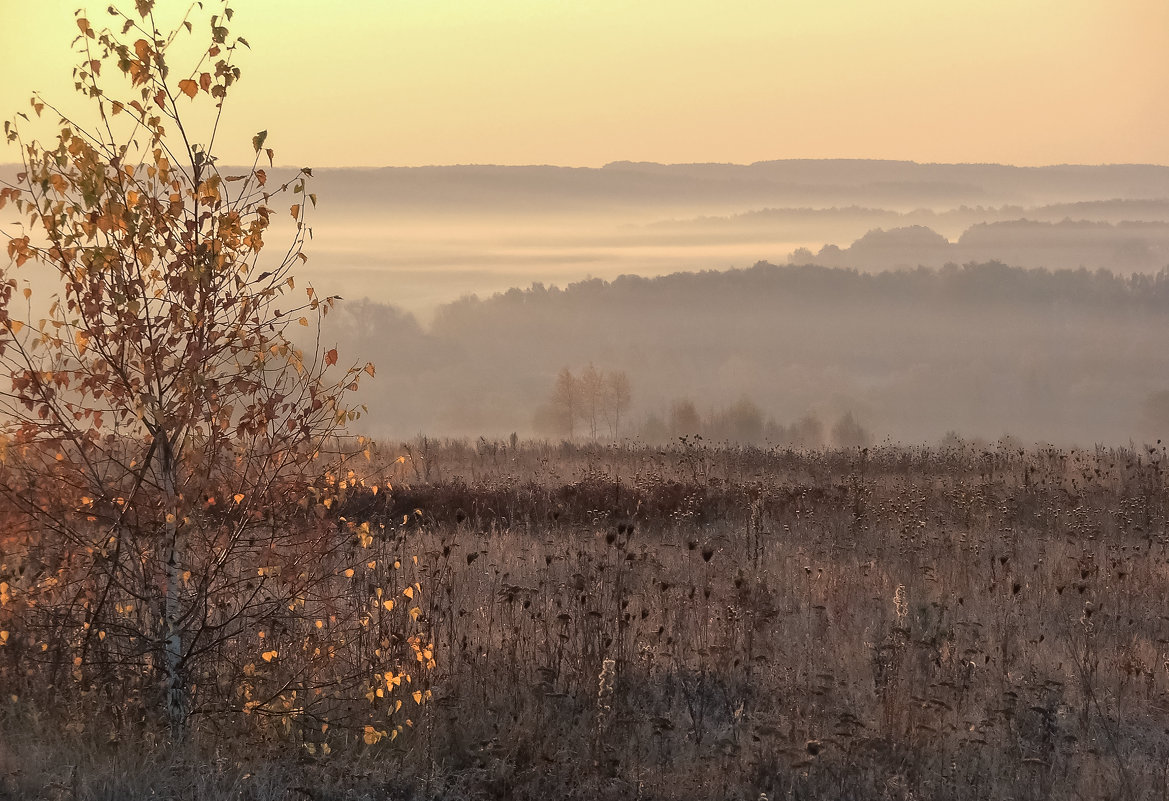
3;438;1168;800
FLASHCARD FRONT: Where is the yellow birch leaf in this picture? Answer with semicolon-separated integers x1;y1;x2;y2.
178;79;198;99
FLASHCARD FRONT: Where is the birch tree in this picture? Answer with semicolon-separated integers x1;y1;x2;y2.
0;1;428;739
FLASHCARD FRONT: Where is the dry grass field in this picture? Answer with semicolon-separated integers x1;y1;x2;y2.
3;438;1169;800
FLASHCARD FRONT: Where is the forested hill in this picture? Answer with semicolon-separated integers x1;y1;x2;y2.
435;260;1169;318
329;261;1169;445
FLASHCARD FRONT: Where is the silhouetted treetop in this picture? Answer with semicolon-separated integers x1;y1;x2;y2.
433;262;1169;330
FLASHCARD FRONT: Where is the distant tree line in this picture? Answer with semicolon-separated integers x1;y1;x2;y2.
325;260;1169;444
637;396;872;449
436;262;1169;328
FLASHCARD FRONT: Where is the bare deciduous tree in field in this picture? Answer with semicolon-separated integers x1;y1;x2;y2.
603;369;631;439
0;1;430;740
539;365;632;441
549;366;579;440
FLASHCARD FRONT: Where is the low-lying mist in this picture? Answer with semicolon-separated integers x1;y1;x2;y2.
277;160;1169;446
259;160;1169;320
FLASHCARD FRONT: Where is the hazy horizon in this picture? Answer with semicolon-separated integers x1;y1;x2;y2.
207;159;1169;321
5;3;1169;446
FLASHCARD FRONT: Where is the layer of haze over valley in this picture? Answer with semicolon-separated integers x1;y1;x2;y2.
5;157;1169;446
250;159;1169;447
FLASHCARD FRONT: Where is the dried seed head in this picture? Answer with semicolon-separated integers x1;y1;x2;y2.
893;584;908;623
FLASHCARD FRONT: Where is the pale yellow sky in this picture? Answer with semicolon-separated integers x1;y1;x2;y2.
1;0;1167;168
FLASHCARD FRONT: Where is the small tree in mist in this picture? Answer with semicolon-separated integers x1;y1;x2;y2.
669;398;702;438
546;367;580;439
788;413;825;449
831;411;873;448
938;430;966;450
537;365;632;441
603;370;632;438
579;362;604;440
0;1;429;739
709;396;765;443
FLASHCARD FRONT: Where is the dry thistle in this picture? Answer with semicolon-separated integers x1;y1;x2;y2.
597;657;616;715
893;583;908;625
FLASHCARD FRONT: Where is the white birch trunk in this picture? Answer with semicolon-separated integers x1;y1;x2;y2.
160;435;186;734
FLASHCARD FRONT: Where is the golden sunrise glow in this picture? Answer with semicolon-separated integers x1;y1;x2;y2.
2;0;1167;167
